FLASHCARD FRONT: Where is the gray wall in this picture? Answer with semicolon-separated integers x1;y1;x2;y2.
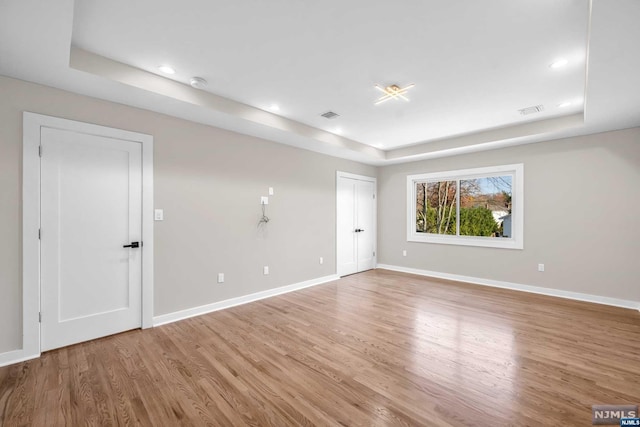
0;76;376;354
378;128;640;302
2;73;638;357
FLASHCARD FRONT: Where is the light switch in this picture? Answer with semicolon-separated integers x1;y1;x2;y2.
268;187;274;196
154;209;164;221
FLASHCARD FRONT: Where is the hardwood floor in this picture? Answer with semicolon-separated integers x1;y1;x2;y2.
1;269;639;426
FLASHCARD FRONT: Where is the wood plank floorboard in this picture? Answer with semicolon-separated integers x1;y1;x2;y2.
1;269;639;426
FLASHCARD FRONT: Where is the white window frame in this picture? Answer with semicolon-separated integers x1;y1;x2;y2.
407;164;523;249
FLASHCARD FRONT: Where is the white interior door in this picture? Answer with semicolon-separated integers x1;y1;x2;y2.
356;180;375;272
337;177;358;276
337;173;376;277
40;127;142;351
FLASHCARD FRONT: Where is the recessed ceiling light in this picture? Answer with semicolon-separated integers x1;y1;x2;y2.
158;65;176;74
269;104;280;112
558;101;572;108
549;59;568;69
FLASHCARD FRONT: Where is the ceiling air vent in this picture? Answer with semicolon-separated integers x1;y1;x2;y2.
518;105;544;115
321;111;340;119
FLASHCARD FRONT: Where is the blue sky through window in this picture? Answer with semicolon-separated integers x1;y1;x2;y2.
475;176;512;195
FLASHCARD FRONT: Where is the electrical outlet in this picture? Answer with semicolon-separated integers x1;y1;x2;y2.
319;257;324;265
268;187;274;196
217;273;224;283
538;263;545;272
154;209;164;221
263;266;269;275
403;250;407;257
261;196;269;205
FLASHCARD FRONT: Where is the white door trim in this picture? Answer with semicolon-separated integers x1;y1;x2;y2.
336;171;377;276
20;112;154;363
337;171;375;182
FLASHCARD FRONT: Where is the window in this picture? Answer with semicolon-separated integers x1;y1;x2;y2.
407;164;523;249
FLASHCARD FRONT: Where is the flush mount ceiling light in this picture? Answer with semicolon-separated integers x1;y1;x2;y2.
374;83;415;105
549;58;568;69
189;77;207;89
158;65;176;74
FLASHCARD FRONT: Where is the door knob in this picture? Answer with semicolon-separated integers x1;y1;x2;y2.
355;229;364;233
123;241;140;248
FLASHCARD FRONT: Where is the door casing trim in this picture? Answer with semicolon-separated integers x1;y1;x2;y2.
20;112;154;361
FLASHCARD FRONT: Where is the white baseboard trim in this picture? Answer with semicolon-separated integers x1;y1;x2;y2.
0;349;40;368
377;264;640;311
0;275;339;367
153;274;340;327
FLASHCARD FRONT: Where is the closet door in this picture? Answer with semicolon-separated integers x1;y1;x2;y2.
336;173;376;277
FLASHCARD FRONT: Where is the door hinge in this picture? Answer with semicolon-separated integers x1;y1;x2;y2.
38;312;41;323
38;146;42;157
373;251;376;256
373;194;376;199
38;229;41;240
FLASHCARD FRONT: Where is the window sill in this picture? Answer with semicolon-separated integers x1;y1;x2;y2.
408;233;523;250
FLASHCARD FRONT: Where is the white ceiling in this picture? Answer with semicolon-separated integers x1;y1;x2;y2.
1;0;639;164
